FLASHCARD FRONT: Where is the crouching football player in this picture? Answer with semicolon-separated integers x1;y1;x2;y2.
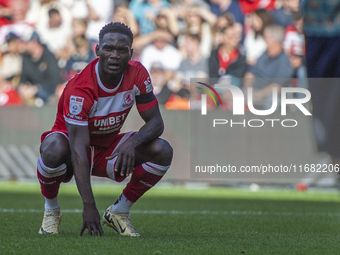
37;22;173;236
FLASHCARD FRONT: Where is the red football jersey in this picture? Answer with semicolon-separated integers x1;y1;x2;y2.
239;0;275;14
43;58;157;148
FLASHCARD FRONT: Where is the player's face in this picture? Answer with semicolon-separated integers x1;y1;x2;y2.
96;32;133;77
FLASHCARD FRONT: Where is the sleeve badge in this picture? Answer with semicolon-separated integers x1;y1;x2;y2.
69;95;84;115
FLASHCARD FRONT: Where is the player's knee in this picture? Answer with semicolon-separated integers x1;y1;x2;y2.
41;140;69;168
151;139;173;164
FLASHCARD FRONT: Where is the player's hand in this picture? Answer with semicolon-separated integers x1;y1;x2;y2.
79;205;104;237
106;139;136;177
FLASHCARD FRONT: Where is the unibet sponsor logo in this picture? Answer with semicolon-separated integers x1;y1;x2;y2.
92;113;127;134
94;113;127;127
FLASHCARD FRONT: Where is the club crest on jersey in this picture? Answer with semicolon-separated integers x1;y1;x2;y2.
123;91;134;108
69;96;84;115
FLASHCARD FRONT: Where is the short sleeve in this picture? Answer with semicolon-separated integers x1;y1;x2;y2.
135;63;153;95
134;63;158;112
63;86;94;126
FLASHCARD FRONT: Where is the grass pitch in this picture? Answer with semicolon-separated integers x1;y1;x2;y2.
0;181;339;255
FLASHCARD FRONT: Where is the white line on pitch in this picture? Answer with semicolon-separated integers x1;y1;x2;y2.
0;208;339;217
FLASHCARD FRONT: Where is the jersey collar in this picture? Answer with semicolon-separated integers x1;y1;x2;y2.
95;62;123;93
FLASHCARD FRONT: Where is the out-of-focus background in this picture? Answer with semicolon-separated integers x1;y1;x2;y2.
0;0;336;188
1;2;340;254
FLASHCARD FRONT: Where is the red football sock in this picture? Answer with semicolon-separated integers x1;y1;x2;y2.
37;170;66;199
122;163;170;202
37;157;68;199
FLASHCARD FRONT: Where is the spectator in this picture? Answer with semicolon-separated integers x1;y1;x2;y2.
0;32;24;83
0;0;13;27
183;5;216;57
283;10;304;55
212;12;234;48
209;0;244;25
140;29;181;73
155;8;180;38
209;25;247;78
178;33;209;79
132;28;174;58
84;0;113;41
129;0;171;35
0;32;24;106
164;84;190;110
244;24;294;108
64;0;113;42
172;0;210;28
289;44;307;95
239;0;276;14
244;9;273;66
8;0;29;22
72;18;87;38
36;8;72;60
113;2;139;36
18;32;63;106
0;78;23;106
133;8;180;55
0;0;33;45
303;0;340;168
168;33;210;109
271;0;300;28
26;0;72;34
63;35;96;80
132;7;179;54
150;62;174;105
70;18;97;53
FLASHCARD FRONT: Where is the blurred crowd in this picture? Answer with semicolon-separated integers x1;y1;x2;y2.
0;0;306;109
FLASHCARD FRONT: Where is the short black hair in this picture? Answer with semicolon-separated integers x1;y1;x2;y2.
48;8;60;17
99;22;133;45
6;32;19;43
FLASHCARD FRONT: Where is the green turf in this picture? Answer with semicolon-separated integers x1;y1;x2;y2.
0;181;340;255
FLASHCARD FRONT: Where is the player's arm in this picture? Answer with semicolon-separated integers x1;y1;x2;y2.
107;96;164;177
130;103;164;147
66;123;104;237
